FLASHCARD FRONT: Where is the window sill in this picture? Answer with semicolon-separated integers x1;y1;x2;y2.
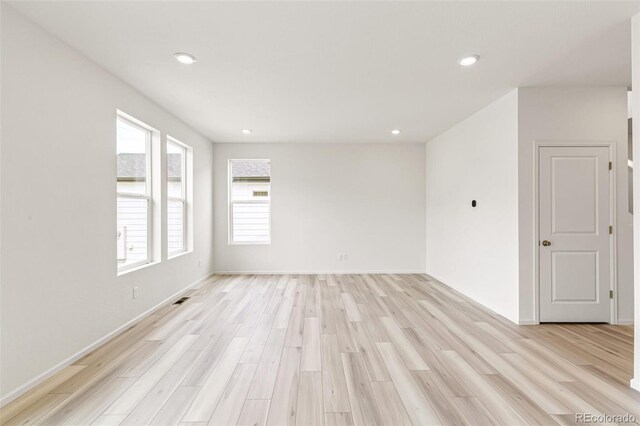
228;241;271;246
168;250;192;260
117;261;159;277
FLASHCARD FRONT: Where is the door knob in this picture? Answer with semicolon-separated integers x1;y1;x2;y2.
542;240;551;246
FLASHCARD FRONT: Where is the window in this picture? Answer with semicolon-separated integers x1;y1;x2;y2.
229;159;271;244
116;114;153;271
167;137;190;256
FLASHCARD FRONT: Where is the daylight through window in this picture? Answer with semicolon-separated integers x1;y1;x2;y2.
167;138;189;256
229;159;271;244
117;114;153;271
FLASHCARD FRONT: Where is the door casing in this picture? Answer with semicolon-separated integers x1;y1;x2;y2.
533;140;617;325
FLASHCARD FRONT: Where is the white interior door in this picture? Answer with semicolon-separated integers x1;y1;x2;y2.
539;146;611;323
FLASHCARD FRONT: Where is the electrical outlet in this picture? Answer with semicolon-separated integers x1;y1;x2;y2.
132;286;139;299
337;253;342;261
343;253;348;261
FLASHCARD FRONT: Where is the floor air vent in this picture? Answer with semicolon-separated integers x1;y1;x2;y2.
173;297;190;305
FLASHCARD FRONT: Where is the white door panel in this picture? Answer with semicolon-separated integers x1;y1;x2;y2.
551;157;598;234
551;251;598;302
539;146;610;323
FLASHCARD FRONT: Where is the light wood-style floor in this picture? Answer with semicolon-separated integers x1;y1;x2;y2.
1;274;638;426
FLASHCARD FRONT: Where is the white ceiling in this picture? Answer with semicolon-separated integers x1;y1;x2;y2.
9;1;640;143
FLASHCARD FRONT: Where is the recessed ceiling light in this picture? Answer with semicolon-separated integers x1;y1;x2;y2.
174;52;197;65
242;129;252;135
391;129;401;135
459;55;479;66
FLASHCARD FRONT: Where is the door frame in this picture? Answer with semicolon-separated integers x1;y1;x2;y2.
533;140;618;324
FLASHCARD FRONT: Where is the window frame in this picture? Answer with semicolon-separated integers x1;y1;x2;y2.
116;113;154;273
167;136;190;258
228;159;272;245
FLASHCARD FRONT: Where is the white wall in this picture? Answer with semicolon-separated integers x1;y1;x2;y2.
0;5;214;402
425;90;520;323
212;143;426;273
518;87;632;324
425;87;631;326
631;13;640;392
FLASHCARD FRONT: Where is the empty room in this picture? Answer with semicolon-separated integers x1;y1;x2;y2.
2;1;640;425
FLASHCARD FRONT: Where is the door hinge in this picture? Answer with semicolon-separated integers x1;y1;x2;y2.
609;161;612;170
610;290;614;299
609;225;613;235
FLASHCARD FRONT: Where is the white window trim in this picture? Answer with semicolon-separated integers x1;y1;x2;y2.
228;159;271;245
117;112;154;274
167;136;190;258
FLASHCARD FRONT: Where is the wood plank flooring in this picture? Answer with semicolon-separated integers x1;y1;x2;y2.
1;274;637;425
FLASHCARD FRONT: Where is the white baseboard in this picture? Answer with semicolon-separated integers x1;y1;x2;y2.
520;319;632;325
424;271;521;325
213;270;426;275
0;272;215;408
631;378;640;392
